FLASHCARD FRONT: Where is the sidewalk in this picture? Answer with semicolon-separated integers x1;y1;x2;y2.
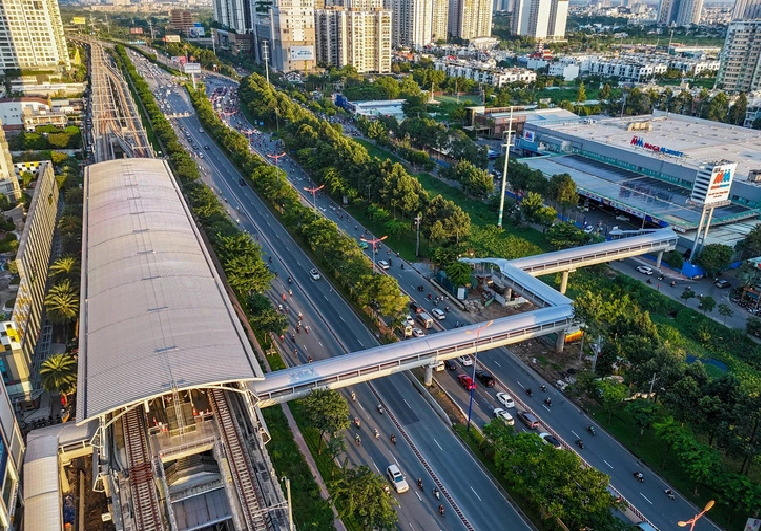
282;404;348;531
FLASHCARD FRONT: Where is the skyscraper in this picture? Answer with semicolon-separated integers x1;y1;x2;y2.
717;20;761;94
269;0;317;72
315;5;391;72
389;0;444;47
510;0;567;39
0;0;70;74
732;0;761;19
448;0;492;40
657;0;703;26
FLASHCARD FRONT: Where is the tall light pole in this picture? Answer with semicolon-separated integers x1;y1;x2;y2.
497;107;514;229
361;235;387;273
465;320;493;432
267;151;286;181
414;213;421;257
304;184;325;219
678;500;714;531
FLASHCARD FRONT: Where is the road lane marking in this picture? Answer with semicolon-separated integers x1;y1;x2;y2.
373;463;379;473
492;360;502;367
640;493;652;504
517;380;524;388
433;438;443;451
415;491;422;502
470;486;482;501
571;430;580;438
603;460;614;469
403;399;412;409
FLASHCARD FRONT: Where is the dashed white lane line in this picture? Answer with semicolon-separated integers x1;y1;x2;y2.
640;493;652;505
470;486;482;502
604;460;614;469
433;438;443;451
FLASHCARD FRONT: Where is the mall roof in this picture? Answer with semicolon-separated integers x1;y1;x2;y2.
77;159;263;423
532;111;761;178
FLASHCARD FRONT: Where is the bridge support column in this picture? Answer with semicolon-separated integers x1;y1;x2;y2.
555;329;566;353
656;250;663;268
424;364;434;387
560;271;570;294
505;288;512;302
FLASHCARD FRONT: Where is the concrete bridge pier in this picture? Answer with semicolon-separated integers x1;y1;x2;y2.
555;329;566;353
559;269;576;295
424;364;434;387
656;250;664;268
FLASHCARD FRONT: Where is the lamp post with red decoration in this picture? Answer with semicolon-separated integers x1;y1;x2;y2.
304;184;325;219
361;235;387;274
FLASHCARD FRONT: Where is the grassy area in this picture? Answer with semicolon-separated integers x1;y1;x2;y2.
355;138;404;165
261;406;337;531
657;78;716;89
435;94;481;105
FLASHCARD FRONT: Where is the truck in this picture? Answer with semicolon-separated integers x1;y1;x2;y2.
417;312;434;329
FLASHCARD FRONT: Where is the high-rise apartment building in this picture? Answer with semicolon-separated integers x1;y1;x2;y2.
657;0;703;26
717;20;761;94
389;0;439;47
432;0;448;42
732;0;761;19
212;0;249;33
510;0;567;40
315;6;392;72
449;0;492;40
265;0;317;72
0;0;69;74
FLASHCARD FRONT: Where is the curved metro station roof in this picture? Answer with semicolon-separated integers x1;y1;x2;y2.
77;158;263;423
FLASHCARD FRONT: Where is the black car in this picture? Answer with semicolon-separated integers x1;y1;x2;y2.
444;360;457;371
475;370;495;387
239;178;246;186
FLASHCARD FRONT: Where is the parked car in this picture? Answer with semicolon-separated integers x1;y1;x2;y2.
636;265;653;275
409;302;424;314
517;411;540;429
411;327;424;337
475;370;495;387
539;432;562;448
404;315;415;327
431;308;445;320
715;280;731;289
386;464;409;493
457;355;473;366
496;392;515;408
493;408;515;425
310;268;321;280
458;374;477;391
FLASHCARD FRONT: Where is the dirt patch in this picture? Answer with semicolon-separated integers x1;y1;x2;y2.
411;368;466;425
509;337;588;388
65;455;116;531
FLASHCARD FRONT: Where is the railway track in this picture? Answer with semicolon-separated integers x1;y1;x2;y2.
209;388;270;531
122;409;165;531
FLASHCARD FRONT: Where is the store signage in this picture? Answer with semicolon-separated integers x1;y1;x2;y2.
523;131;535;142
705;164;735;205
630;136;684;158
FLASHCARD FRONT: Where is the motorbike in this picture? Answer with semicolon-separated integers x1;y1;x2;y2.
576;439;584;449
587;425;596;436
665;489;675;500
417;478;423;491
374;429;380;439
540;385;546;392
634;472;644;483
526;388;533;397
354;417;360;428
439;505;445;517
544;398;552;407
390;434;397;445
377;405;385;414
433;488;440;500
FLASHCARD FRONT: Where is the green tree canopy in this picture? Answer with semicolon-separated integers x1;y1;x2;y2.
40;353;77;398
329;466;398;530
301;389;351;453
696;244;733;276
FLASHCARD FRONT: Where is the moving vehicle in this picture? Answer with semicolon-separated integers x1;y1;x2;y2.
404;315;415;327
410;302;424;314
457;355;473;366
539;432;562;448
359;241;369;249
496;392;515;408
458;374;477;391
517;411;540;429
636;265;653;275
493;408;515;425
444;359;457;370
435;361;445;372
386;465;409;493
377;260;390;270
310;268;321;280
417;312;434;329
475;370;495;387
716;280;731;289
431;308;445;320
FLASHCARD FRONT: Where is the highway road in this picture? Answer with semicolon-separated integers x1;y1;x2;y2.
132;51;718;531
131;56;532;531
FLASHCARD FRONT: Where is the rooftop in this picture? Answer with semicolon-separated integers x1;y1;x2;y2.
534;112;761;178
77;159;263;423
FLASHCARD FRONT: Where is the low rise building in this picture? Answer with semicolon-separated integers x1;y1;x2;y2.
433;58;536;87
8;79;86;98
0;98;71;132
0;126;20;202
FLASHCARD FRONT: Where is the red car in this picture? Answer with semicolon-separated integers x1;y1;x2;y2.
458;374;476;391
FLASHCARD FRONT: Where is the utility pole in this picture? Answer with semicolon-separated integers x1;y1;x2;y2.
496;107;514;229
282;477;294;531
414;213;421;257
262;40;271;85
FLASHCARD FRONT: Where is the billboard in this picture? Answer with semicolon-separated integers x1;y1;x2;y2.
289;45;314;62
523;130;535;142
171;55;187;64
164;35;181;43
130;27;144;35
183;62;201;73
72;16;86;25
188;24;205;37
704;164;736;206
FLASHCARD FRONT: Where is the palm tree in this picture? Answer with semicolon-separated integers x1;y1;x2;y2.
49;256;80;283
40;353;77;399
58;214;82;235
44;280;79;339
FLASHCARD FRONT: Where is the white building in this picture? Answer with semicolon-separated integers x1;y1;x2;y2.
434;58;536;87
268;0;317;72
212;0;248;34
584;57;668;81
511;0;568;40
448;0;493;40
389;0;448;47
315;7;392;73
656;0;703;26
0;0;70;74
0;375;23;531
548;58;580;81
717;20;761;94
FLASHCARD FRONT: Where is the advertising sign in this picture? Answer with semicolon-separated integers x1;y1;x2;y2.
130;27;144;35
703;163;736;206
164;35;181;43
523;130;535;142
630;135;684;158
289;45;315;62
188;24;205;37
183;62;201;73
72;17;86;25
744;519;761;531
170;55;187;64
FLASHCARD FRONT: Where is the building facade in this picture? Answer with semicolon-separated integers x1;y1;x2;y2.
212;0;249;33
449;0;492;40
732;0;761;19
434;58;536;86
269;0;317;72
0;126;20;202
1;161;58;407
0;376;23;531
717;20;761;94
657;0;703;26
315;7;392;73
511;0;567;40
0;0;70;74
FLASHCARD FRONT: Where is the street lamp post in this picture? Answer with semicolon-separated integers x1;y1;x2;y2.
267;151;286;180
304;184;325;219
678;501;714;531
465;320;494;432
361;235;388;273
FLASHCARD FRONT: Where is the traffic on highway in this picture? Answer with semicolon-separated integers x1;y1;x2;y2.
128;49;716;531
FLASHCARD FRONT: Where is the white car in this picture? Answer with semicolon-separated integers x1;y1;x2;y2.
377;260;390;270
431;308;445;320
457;355;473;366
404;315;415;327
386;464;409;493
636;265;653;275
616;214;630;221
412;327;424;337
583;226;595;234
496;392;515;409
310;268;321;280
493;408;515;425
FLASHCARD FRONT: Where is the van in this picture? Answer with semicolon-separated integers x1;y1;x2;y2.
435;361;445;372
417;312;434;329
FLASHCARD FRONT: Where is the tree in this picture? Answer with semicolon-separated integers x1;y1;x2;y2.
445;261;472;287
696;243;733;276
680;288;696;306
598;379;628;423
330;466;398;530
301;389;351;454
50;256;80;283
546;222;588;249
728;93;748;126
576;81;586;103
535;206;557;232
44;279;79;336
737;224;761;259
700;295;716;314
520;191;544;222
40;353;77;399
246;293;287;335
600;83;611;102
625;399;659;436
718;303;734;325
548;173;578;213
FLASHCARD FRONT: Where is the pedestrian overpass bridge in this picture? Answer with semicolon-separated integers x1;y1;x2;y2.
251;228;677;406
